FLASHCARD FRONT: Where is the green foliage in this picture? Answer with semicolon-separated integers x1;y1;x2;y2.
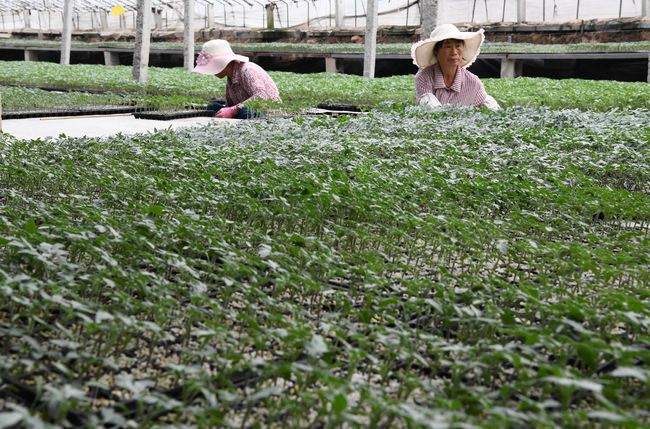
0;61;648;113
0;86;137;110
0;107;649;427
485;77;650;111
483;41;650;53
0;39;648;54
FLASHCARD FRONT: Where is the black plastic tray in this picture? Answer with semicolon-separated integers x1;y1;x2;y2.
316;103;362;112
2;106;142;119
132;110;214;120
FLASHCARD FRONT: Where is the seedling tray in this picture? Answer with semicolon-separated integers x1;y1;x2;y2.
2;106;142;119
305;107;366;117
317;103;362;112
133;110;214;120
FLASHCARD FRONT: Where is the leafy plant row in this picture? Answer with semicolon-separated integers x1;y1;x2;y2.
0;38;648;54
0;86;139;111
0;106;648;428
0;61;649;113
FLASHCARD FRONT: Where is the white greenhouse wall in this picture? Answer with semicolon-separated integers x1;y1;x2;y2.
0;0;646;32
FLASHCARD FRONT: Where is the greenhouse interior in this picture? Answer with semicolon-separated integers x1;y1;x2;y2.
0;0;649;31
0;0;647;79
0;0;649;428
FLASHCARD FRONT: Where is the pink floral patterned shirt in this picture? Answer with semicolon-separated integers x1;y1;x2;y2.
226;62;281;108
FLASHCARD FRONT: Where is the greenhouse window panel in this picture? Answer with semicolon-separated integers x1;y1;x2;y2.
0;1;646;28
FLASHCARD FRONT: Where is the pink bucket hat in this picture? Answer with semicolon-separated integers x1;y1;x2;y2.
193;39;249;75
411;24;485;69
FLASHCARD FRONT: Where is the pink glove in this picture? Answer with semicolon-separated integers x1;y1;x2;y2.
215;106;239;119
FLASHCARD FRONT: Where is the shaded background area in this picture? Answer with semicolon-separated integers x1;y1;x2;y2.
2;46;646;82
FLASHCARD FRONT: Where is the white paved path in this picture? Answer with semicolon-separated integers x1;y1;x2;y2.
1;114;234;140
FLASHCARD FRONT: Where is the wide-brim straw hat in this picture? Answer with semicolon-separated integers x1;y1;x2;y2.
411;24;485;69
193;39;249;75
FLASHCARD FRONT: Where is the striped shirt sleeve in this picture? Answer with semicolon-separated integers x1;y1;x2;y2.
471;76;488;107
414;67;435;104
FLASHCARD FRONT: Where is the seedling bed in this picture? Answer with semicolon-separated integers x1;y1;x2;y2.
1;89;649;427
2;61;650;112
0;82;123;95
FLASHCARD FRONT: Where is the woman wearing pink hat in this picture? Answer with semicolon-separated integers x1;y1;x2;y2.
193;39;281;119
411;24;500;110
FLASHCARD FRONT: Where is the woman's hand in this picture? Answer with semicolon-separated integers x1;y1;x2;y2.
216;106;239;119
484;95;501;111
419;93;442;109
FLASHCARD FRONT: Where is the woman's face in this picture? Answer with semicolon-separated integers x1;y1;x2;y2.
436;39;464;69
216;62;233;79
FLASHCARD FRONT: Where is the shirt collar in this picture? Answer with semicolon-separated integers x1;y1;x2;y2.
433;64;462;93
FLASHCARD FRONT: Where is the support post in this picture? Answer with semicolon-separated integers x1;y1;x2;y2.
24;49;38;61
153;8;163;29
335;0;344;28
619;0;623;18
325;57;337;73
23;10;32;28
205;3;214;28
104;50;120;65
500;58;522;78
643;0;649;17
420;0;438;39
517;0;526;23
99;9;108;29
60;0;73;65
133;0;152;82
183;0;195;72
647;53;650;84
265;4;274;29
363;0;378;78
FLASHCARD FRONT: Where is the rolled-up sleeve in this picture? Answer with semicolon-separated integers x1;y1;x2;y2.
414;68;435;104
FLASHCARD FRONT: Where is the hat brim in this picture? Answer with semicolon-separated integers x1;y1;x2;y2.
193;53;249;75
411;29;484;69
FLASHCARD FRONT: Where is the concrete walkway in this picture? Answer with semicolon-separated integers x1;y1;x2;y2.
1;114;235;140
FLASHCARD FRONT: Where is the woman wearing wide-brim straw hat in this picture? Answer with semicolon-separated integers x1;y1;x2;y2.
411;24;500;110
193;39;281;119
